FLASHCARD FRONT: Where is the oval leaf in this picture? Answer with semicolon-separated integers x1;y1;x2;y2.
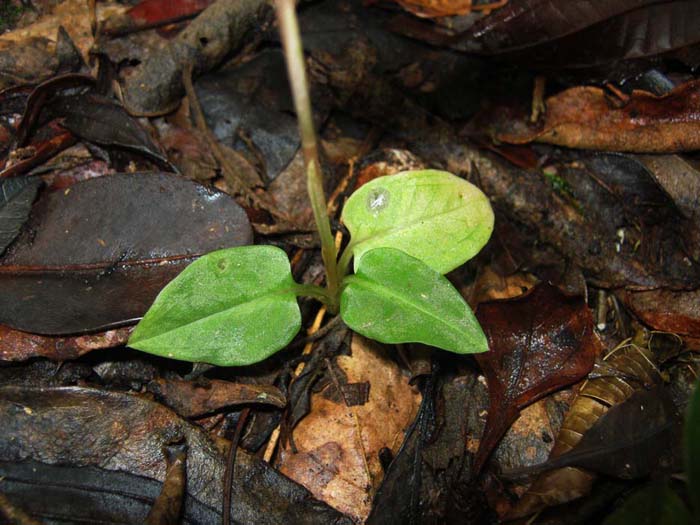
341;170;494;274
340;247;487;354
129;245;301;366
0;173;252;334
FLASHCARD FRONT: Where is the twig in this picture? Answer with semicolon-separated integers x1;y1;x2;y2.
222;407;250;525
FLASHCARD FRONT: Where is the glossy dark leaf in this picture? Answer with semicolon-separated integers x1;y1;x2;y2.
473;283;600;473
0;176;41;255
48;93;174;170
462;0;663;54
494;1;700;72
0;173;252;334
507;387;682;479
0;385;352;524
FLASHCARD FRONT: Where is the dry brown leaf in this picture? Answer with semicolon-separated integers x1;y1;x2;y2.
619;289;700;338
392;0;507;18
275;334;421;522
492;80;700;152
0;0;127;60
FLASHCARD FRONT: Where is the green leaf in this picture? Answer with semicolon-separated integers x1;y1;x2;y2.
686;379;700;515
340;247;488;354
602;481;692;525
128;245;301;366
341;170;494;274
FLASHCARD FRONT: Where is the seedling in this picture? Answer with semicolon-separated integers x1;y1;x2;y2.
127;0;494;366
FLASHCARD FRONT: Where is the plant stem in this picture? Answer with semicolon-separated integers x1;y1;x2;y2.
275;0;340;307
293;283;335;306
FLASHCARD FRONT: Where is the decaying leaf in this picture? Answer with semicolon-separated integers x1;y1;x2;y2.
0;176;41;255
489;80;700;152
0;324;131;362
461;0;665;54
506;386;682;479
0;172;252;334
392;0;507;18
147;377;286;417
620;289;700;338
0;385;352;524
473;283;601;473
510;339;662;519
276;334;421;522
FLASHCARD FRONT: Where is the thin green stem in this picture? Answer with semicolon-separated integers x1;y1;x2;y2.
337;241;356;281
293;283;336;308
275;0;339;307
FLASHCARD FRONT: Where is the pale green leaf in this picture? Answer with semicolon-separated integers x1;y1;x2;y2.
128;245;300;366
340;247;488;354
341;170;494;274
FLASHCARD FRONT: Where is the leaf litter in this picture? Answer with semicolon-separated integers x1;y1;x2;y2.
0;0;699;523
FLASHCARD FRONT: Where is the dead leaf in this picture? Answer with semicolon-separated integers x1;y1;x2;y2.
473;283;601;473
147;377;286;417
506;386;681;479
0;385;352;524
392;0;507;19
0;172;252;334
491;80;700;152
619;289;700;338
276;334;421;521
0;324;131;362
509;339;662;519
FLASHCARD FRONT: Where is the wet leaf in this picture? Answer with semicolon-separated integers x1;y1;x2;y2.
276;334;421;522
48;93;173;169
341;248;488;354
342;170;494;274
510;340;662;518
0;176;41;255
490;80;700;152
0;324;130;362
392;0;506;18
620;289;700;338
0;385;352;524
103;0;214;36
462;0;664;55
147;377;286;417
129;245;301;366
0;173;252;334
686;380;700;515
507;387;682;479
473;283;600;473
602;481;692;525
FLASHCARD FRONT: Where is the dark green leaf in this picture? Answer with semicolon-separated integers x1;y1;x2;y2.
341;170;494;274
129;245;301;366
686;379;700;515
340;247;487;354
602;481;692;525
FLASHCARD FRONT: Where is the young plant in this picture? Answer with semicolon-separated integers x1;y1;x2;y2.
127;0;495;366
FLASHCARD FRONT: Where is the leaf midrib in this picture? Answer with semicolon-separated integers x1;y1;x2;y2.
347;274;468;347
131;287;297;345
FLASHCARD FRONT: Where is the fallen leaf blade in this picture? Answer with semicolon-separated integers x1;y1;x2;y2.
0;173;253;334
473;284;600;473
0;176;41;255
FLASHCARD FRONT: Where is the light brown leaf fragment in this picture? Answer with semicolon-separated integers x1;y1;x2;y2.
275;335;421;522
494;80;700;152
